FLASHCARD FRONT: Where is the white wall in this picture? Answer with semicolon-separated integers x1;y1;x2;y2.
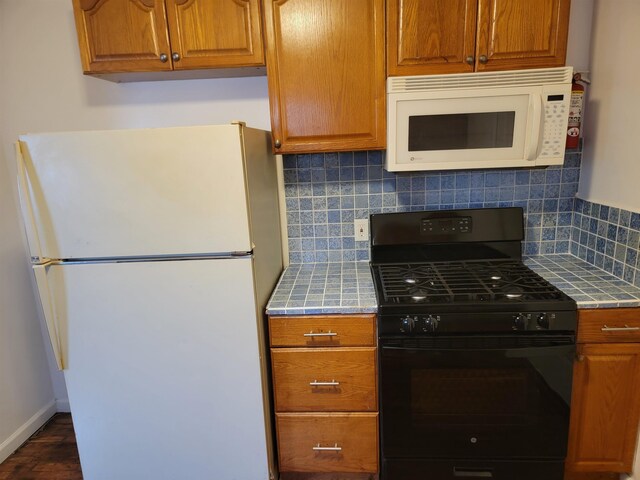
577;0;640;212
0;152;58;462
0;0;272;408
565;0;594;74
0;2;56;455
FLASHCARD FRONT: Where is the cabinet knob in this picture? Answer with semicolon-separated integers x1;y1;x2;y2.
172;52;181;62
274;139;282;149
479;55;488;64
465;56;474;65
159;53;168;63
576;354;585;362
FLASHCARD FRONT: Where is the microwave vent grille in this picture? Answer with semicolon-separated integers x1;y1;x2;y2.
388;67;573;93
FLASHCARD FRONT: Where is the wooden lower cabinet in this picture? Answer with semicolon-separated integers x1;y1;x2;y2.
269;316;375;348
269;315;378;477
564;473;619;480
276;413;378;473
566;308;640;474
271;348;377;412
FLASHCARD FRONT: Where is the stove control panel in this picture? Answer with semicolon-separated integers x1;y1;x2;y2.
399;315;440;333
511;312;555;331
381;311;576;335
421;216;472;234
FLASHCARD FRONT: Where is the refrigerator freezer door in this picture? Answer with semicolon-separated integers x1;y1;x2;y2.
45;258;270;480
18;125;253;260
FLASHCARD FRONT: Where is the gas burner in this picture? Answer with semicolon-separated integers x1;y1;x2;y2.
502;286;525;299
409;287;427;302
374;260;569;306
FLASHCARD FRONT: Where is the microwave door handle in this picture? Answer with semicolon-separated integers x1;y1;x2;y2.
526;94;544;161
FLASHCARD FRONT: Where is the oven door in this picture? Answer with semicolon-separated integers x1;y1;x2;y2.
380;335;575;461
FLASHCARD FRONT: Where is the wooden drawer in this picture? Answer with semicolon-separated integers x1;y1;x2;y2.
269;315;375;347
276;413;378;473
578;308;640;344
271;348;377;412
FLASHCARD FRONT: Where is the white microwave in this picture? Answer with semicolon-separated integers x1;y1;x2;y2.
386;67;573;172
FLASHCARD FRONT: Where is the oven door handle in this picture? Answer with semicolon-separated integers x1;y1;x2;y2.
381;344;576;356
454;467;494;478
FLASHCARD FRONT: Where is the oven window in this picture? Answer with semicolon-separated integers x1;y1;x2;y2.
408;111;515;151
380;341;575;460
411;368;531;426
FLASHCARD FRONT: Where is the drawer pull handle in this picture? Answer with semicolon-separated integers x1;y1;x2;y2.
309;379;340;386
312;443;342;452
601;324;640;332
304;331;337;337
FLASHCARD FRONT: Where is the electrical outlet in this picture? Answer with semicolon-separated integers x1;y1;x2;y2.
355;219;369;241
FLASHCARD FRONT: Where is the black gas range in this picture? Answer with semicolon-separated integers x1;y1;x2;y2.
371;208;577;480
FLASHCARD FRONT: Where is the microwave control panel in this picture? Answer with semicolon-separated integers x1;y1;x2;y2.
540;90;570;160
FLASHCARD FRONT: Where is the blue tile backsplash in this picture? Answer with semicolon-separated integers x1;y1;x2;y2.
571;199;640;287
283;151;582;263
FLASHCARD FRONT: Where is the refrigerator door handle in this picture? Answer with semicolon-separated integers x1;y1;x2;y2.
16;142;45;262
33;262;64;370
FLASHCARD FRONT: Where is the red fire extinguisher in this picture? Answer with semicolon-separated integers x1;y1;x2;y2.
566;73;586;149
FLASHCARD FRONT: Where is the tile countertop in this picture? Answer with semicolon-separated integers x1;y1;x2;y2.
525;254;640;309
266;262;378;315
266;255;640;316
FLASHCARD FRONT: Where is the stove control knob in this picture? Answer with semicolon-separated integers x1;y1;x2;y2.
513;313;527;330
400;316;415;334
423;315;439;332
537;313;550;329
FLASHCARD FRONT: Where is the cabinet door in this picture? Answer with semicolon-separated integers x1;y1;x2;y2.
72;0;173;73
567;343;640;473
387;0;477;76
269;315;375;348
263;0;386;153
271;348;377;412
276;413;378;473
164;0;264;70
475;0;570;72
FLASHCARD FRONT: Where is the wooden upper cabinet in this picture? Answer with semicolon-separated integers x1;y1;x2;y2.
72;0;265;76
165;0;264;69
73;0;172;73
387;0;478;76
263;0;386;154
387;0;571;75
475;0;571;71
567;343;640;473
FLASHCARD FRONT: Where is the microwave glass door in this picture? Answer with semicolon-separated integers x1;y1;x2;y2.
396;93;533;169
408;111;516;151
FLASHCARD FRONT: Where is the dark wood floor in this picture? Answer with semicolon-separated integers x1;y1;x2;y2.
0;414;623;480
0;414;82;480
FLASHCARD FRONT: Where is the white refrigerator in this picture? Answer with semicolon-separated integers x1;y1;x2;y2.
16;124;283;480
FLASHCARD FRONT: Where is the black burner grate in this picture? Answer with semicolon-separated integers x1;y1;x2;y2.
375;260;565;305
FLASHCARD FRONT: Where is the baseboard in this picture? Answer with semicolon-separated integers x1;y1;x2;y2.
0;400;56;464
55;398;70;413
